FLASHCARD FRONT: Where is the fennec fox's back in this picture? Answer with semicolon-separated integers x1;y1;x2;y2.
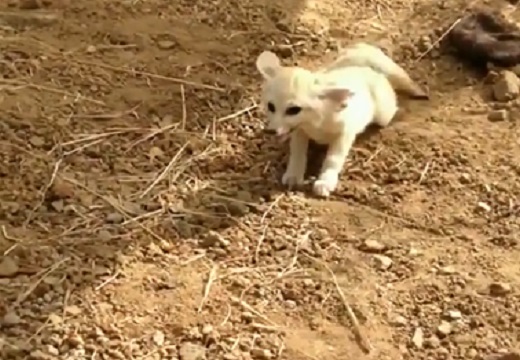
324;42;429;99
256;42;426;197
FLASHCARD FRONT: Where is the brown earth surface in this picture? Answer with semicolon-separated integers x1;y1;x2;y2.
1;0;520;359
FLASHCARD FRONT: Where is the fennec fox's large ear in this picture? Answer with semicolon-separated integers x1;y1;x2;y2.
317;87;354;104
256;51;281;79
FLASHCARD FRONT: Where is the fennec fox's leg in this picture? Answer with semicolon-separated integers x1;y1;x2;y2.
282;129;309;188
373;77;398;127
313;132;356;197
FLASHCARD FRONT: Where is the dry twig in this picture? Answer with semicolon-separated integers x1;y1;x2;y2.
0;78;105;105
260;194;284;224
304;254;373;354
72;59;224;92
15;258;69;306
139;142;189;198
198;265;218;312
24;158;63;227
415;18;461;62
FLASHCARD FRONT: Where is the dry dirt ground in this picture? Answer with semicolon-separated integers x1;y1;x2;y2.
1;0;520;359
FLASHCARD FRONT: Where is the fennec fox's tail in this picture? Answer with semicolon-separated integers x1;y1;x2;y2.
325;42;429;99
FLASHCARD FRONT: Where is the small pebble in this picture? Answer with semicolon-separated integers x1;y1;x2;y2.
106;212;124;224
412;327;424;349
0;256;19;277
493;70;520;101
488;109;509;122
29;135;45;147
477;202;492;212
2;311;21;325
157;40;176;49
201;324;213;335
489;282;512;296
179;342;206;360
391;315;408;326
362;239;386;253
438;265;456;275
447;310;462;320
152;330;165;346
250;348;273;359
373;254;393;270
437;320;452;337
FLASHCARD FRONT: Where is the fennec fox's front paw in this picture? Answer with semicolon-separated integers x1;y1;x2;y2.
282;167;305;189
313;173;339;197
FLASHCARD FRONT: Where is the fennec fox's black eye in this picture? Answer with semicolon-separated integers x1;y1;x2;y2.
285;106;302;116
267;102;275;113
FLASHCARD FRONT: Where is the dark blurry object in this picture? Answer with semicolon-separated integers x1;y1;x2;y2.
449;9;520;67
485;352;520;360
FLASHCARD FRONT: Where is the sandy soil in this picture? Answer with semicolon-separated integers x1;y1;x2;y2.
1;0;520;359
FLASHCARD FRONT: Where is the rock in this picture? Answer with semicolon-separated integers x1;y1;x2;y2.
2;311;21;325
250;348;273;359
49;180;74;199
489;282;512;296
66;334;84;347
493;71;520;101
48;313;63;325
50;200;64;212
391;315;408;326
29;135;45;147
437;321;452;337
459;173;471;183
98;230;112;241
477;202;492;212
64;305;82;316
227;202;249;216
467;348;478;358
46;345;59;356
86;45;97;53
201;324;213;335
157;40;176;50
148;146;164;161
447;310;462;320
241;311;254;321
236;190;253;203
29;350;52;360
373;254;392;270
106;212;124;224
0;256;19;277
425;336;441;349
438;265;456;275
152;330;165;346
362;239;386;253
179;342;206;360
488;109;509;122
412;327;424;349
201;231;229;248
408;247;422;256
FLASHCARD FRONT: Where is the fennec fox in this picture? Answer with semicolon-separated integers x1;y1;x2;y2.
256;42;426;197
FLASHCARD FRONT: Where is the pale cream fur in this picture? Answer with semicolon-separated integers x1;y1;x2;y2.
255;42;424;197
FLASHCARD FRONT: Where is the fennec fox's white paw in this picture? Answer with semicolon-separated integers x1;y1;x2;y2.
282;168;305;188
313;173;339;197
282;130;309;189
